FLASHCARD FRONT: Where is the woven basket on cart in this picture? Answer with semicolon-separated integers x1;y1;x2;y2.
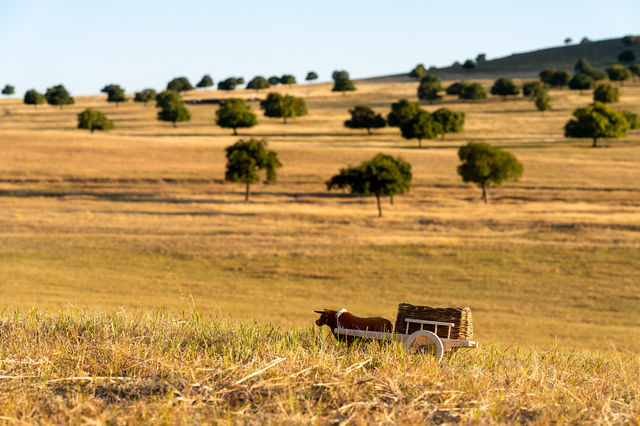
394;303;473;340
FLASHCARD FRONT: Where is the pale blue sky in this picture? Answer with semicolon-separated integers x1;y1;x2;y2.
1;0;638;95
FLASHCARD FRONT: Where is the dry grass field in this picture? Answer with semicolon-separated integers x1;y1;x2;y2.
1;80;639;351
0;77;639;422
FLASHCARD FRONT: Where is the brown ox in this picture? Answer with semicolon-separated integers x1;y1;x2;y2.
314;309;393;342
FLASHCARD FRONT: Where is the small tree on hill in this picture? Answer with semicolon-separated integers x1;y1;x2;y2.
225;138;281;201
155;90;190;127
260;93;307;123
522;81;547;98
457;142;523;204
462;59;476;70
305;71;318;83
618;50;636;65
216;98;257;135
101;84;127;106
574;58;606;80
2;85;14;96
218;78;238;91
134;88;157;106
535;93;551;111
344;105;386;135
565;102;629;147
629;64;640;79
431;108;464;140
280;74;296;85
77;109;114;133
332;70;356;94
166;77;193;92
326;153;412;217
606;65;632;84
446;81;469;96
490;77;519;98
622;35;638;46
417;81;442;102
550;70;572;87
568;74;595;94
400;110;443;148
246;76;271;91
420;74;441;84
387;99;421;127
564;37;572;45
196;74;214;88
268;76;281;86
593;84;619;103
459;83;487;100
409;64;428;79
476;53;487;63
45;85;74;109
24;89;45;108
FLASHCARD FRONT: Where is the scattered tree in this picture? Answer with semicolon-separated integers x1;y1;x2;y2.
133;88;157;106
218;78;238;91
332;70;356;94
268;76;281;86
246;76;271;91
564;37;573;45
101;84;127;106
593;84;619;103
305;71;318;83
2;85;14;96
622;35;637;46
166;77;193;92
409;64;428;79
45;85;74;109
225;138;282;202
446;81;469;96
606;65;632;84
490;77;519;98
476;53;487;63
417;80;442;102
535;93;551;111
522;81;547;97
216;98;257;135
155;90;191;127
459;83;487;100
457;142;522;204
565;101;630;147
568;74;595;94
629;64;640;79
23;89;45;107
326;153;411;217
280;74;296;85
77;109;114;133
581;37;591;44
623;110;640;130
461;59;476;70
400;110;443;148
540;69;572;87
618;50;636;65
420;74;441;84
344;105;386;135
260;93;307;123
431;108;464;140
196;74;214;88
236;77;245;85
387;99;421;127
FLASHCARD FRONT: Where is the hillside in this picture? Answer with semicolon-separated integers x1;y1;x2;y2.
364;36;639;82
0;311;637;423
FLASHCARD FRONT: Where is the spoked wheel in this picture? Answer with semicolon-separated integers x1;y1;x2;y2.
403;330;444;363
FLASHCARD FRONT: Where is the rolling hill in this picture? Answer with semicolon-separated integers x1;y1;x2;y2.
364;35;639;82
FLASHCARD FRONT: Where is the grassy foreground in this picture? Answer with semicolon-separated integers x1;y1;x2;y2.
0;310;638;424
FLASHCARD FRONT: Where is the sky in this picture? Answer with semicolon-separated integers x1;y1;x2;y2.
1;0;639;96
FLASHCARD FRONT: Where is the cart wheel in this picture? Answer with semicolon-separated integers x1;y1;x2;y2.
403;330;444;363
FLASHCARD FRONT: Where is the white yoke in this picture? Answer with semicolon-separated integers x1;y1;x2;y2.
335;308;347;329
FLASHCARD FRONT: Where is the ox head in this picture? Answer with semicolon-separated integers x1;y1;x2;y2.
314;309;336;327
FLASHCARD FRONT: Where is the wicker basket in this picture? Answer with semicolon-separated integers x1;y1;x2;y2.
394;303;473;340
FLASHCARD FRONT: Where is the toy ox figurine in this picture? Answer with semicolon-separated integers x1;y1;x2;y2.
314;308;393;341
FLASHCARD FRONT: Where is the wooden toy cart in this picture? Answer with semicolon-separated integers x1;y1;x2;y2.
334;304;477;363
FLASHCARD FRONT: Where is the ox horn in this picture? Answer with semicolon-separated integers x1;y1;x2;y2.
314;310;325;314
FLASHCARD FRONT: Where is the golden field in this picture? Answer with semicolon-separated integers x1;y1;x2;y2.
0;79;639;353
